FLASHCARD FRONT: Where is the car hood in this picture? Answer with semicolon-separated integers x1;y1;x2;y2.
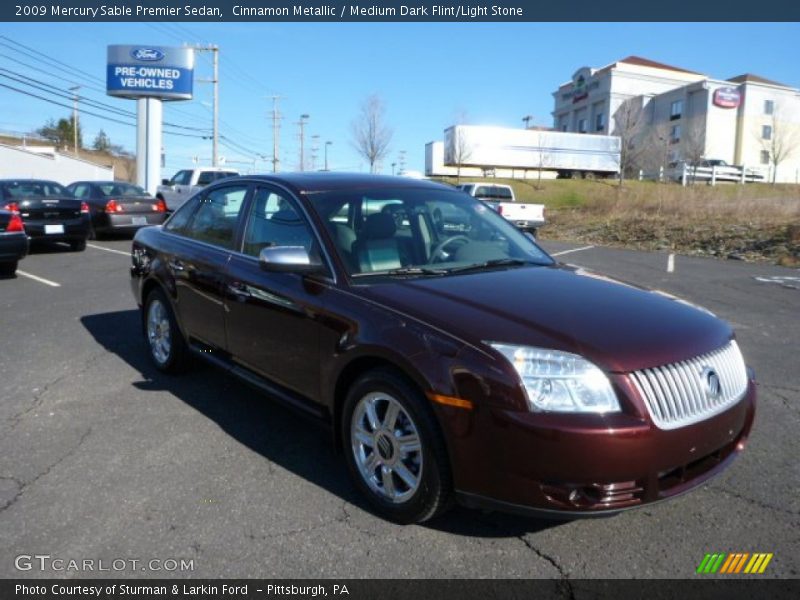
358;264;732;373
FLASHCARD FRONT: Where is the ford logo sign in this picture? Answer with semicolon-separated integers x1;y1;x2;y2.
131;48;165;62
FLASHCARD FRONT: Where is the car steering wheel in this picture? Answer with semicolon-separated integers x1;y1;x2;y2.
428;235;470;263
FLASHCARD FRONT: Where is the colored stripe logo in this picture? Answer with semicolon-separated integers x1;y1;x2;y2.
696;553;773;574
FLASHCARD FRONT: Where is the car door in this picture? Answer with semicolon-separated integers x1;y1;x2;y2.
224;184;329;401
169;183;250;350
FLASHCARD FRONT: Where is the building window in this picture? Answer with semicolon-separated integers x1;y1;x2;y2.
595;113;605;131
764;100;774;115
670;124;681;144
762;125;772;140
761;150;771;164
670;100;683;121
577;118;587;133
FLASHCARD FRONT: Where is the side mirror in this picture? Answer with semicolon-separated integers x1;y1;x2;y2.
258;246;324;274
161;179;170;186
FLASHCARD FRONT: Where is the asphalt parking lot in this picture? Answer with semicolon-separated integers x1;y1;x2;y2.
0;238;798;580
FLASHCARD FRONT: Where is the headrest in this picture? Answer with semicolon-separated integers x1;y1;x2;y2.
363;212;396;240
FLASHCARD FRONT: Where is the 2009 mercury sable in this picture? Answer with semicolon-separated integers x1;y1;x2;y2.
130;174;756;523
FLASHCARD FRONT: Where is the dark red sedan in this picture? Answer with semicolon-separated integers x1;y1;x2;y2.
130;174;755;523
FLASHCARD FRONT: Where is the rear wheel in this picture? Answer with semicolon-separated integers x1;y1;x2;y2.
69;239;87;251
342;368;453;524
144;288;190;373
0;261;17;277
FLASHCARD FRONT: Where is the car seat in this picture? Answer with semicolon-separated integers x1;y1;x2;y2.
353;212;402;273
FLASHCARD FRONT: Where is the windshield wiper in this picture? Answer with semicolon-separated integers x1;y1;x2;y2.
352;266;449;278
445;258;536;274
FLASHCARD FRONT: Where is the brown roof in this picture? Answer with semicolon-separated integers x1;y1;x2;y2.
616;55;704;75
727;73;788;87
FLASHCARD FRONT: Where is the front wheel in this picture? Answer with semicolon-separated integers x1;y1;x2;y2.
144;288;190;373
342;368;453;524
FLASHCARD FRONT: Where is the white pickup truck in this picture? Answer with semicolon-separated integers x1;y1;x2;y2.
156;167;239;212
458;183;546;236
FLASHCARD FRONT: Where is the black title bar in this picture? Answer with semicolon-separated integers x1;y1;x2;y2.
4;0;800;22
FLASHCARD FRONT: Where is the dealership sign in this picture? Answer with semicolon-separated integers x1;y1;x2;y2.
713;87;741;109
106;45;194;100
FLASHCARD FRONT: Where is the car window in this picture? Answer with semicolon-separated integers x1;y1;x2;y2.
2;181;69;198
98;183;148;197
164;195;201;234
217;171;238;180
197;171;215;185
170;170;192;186
183;185;248;249
71;184;92;199
313;188;552;278
242;187;315;258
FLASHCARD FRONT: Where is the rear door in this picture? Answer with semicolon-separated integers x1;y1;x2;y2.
169;183;250;350
224;184;329;401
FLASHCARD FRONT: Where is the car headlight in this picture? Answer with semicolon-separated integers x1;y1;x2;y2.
489;343;620;414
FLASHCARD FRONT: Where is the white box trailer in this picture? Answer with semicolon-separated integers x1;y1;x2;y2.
443;125;621;178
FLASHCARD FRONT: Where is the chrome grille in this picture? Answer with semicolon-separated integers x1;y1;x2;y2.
630;340;748;430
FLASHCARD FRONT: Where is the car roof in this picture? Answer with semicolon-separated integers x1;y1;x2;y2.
0;179;63;185
228;173;457;195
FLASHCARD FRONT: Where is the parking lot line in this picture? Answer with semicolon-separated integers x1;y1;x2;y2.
16;270;61;287
87;243;130;256
550;244;595;257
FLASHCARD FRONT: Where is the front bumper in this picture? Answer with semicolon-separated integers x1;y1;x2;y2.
444;376;756;517
0;232;28;262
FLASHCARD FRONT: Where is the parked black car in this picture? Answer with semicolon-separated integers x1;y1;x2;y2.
130;173;755;524
0;179;90;251
0;208;28;276
66;181;168;238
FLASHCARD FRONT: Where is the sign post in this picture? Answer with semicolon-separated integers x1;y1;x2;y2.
106;45;195;194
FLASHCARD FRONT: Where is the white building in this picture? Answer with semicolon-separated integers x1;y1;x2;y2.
552;56;800;183
0;144;114;184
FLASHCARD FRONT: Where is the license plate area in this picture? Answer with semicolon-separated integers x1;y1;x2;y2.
44;224;65;234
131;217;148;226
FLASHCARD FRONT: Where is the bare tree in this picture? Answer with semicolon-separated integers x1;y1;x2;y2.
350;94;393;173
611;98;647;186
757;104;800;184
681;118;706;184
450;123;472;184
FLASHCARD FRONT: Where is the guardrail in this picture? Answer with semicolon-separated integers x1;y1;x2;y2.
639;164;770;186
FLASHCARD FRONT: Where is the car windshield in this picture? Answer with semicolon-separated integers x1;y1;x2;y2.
98;183;149;197
2;181;70;198
310;187;553;280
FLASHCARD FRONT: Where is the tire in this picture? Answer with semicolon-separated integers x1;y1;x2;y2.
342;367;453;524
0;261;17;277
70;239;87;252
143;288;191;373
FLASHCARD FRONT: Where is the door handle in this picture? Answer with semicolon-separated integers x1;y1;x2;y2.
227;281;251;299
168;259;185;271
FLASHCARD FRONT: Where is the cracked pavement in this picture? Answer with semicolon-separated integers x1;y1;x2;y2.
0;239;797;580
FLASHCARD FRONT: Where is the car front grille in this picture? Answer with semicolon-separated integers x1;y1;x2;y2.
630;340;748;430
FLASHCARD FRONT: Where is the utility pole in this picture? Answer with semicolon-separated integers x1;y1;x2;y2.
310;134;320;171
522;115;533;129
69;85;81;156
324;141;332;171
192;44;220;167
269;95;282;173
297;114;309;171
398;150;407;175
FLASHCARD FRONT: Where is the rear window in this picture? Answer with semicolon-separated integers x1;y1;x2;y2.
98;183;148;197
474;186;512;200
2;181;69;198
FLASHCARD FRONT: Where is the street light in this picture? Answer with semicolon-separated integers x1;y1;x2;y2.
324;141;332;171
298;114;309;171
391;162;397;175
522;115;533;129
